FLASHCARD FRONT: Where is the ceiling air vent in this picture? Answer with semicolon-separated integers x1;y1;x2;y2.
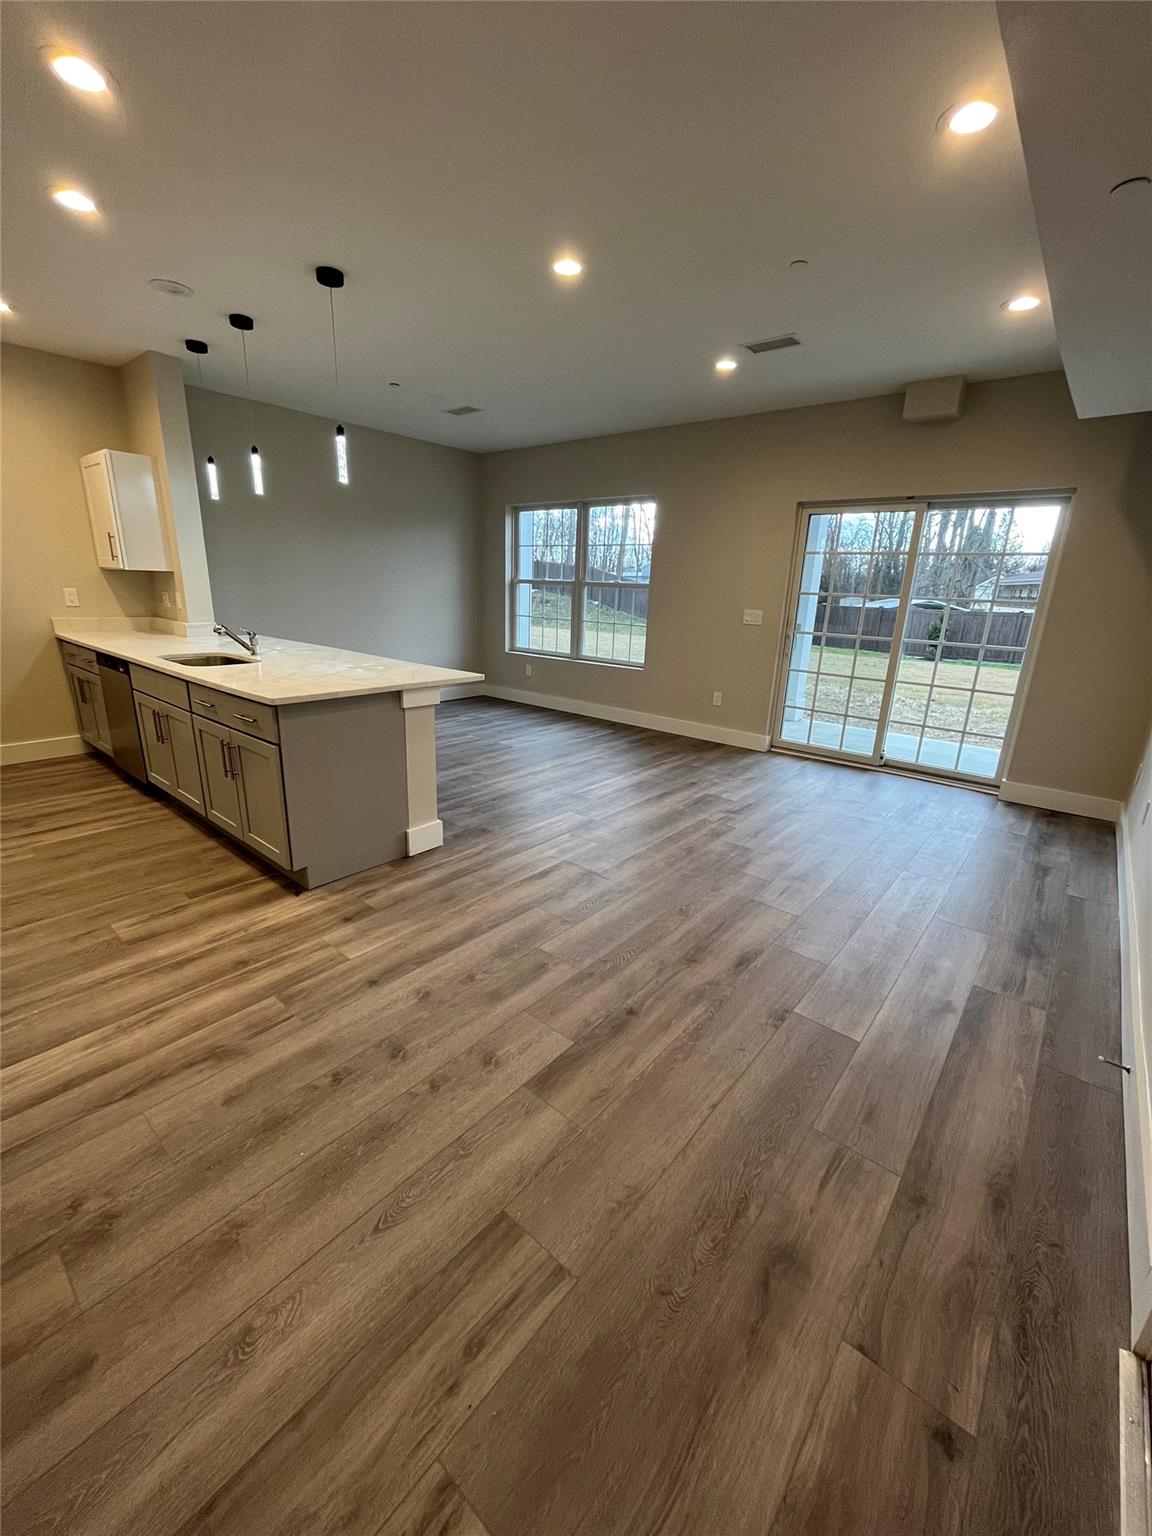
444;405;482;415
744;333;801;355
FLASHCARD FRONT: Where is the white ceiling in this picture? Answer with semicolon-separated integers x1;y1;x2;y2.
998;1;1152;418
2;1;1060;451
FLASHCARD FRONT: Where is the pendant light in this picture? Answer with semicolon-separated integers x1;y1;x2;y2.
184;339;219;501
228;312;264;496
315;265;349;485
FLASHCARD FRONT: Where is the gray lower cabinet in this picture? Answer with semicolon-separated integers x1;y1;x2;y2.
192;714;291;866
67;665;111;753
192;714;244;836
134;695;204;812
231;731;291;865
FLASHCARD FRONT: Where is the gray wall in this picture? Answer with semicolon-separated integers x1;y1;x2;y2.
480;372;1152;803
187;386;481;671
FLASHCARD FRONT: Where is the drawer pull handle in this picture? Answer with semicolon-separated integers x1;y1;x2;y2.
233;713;258;724
194;699;217;709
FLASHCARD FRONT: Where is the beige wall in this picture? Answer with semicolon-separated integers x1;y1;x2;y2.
480;371;1152;803
1;344;158;750
186;387;481;672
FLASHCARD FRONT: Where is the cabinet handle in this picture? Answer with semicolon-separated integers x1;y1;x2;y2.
152;710;165;745
228;742;242;778
107;531;119;564
219;738;232;779
78;678;89;704
233;713;258;725
193;698;217;709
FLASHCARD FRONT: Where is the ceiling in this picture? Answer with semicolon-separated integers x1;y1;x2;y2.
2;2;1061;451
998;1;1152;418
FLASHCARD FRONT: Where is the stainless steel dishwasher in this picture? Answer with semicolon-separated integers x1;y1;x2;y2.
96;653;147;783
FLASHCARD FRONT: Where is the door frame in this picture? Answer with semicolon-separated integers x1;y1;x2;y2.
769;492;1073;789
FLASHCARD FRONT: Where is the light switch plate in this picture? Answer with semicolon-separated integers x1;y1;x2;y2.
62;587;80;608
742;608;763;626
712;691;723;706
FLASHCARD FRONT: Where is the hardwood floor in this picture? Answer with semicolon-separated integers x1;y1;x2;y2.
0;698;1128;1535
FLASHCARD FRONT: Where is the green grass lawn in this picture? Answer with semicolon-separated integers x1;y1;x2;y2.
520;591;647;664
793;643;1020;737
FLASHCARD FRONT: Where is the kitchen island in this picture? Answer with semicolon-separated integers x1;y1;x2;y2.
54;621;483;887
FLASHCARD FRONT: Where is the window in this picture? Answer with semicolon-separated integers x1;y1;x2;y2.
509;499;657;666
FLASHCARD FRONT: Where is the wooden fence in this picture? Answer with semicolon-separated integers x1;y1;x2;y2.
819;600;1032;662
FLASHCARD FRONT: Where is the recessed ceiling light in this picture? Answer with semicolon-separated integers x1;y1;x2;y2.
52;187;98;214
946;100;998;135
49;53;108;93
148;277;194;297
1002;294;1042;312
1110;175;1151;200
552;256;583;277
714;356;738;375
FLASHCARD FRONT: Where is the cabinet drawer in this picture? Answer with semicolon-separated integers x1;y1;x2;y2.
188;684;279;743
129;664;191;711
59;642;98;674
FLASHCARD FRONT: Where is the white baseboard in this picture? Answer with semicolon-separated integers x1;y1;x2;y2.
482;684;769;752
406;818;444;856
1;734;88;765
999;779;1120;823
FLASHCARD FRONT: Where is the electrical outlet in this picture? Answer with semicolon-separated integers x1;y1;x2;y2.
712;691;723;706
742;608;763;626
62;587;80;608
175;591;184;611
161;590;171;608
525;663;532;677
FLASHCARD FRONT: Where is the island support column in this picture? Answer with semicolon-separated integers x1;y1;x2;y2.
401;688;444;854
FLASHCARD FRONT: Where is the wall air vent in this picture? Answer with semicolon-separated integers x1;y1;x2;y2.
444;405;482;415
744;333;801;354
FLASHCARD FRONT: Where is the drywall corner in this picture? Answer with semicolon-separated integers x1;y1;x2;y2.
118;351;214;624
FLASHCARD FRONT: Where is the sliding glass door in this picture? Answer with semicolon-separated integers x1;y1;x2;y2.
777;497;1065;784
779;503;922;762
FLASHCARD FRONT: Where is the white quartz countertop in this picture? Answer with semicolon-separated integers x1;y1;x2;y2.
53;623;484;706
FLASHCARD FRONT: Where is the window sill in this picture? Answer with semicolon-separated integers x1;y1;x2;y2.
507;649;645;672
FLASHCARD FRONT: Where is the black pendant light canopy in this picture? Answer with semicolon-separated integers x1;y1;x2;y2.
316;266;349;484
228;313;263;496
184;341;219;499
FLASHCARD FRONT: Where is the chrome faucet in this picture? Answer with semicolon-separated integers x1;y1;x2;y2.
213;622;260;657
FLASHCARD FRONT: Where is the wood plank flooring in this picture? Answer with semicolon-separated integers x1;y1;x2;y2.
0;698;1128;1535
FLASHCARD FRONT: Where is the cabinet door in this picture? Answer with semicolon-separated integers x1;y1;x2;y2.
81;455;123;569
163;705;205;813
106;451;168;571
192;716;244;836
232;731;292;866
135;696;177;792
67;666;99;743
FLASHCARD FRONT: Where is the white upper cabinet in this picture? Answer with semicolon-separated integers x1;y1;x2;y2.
80;450;171;571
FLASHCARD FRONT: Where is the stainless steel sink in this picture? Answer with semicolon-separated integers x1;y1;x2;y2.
163;653;257;667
